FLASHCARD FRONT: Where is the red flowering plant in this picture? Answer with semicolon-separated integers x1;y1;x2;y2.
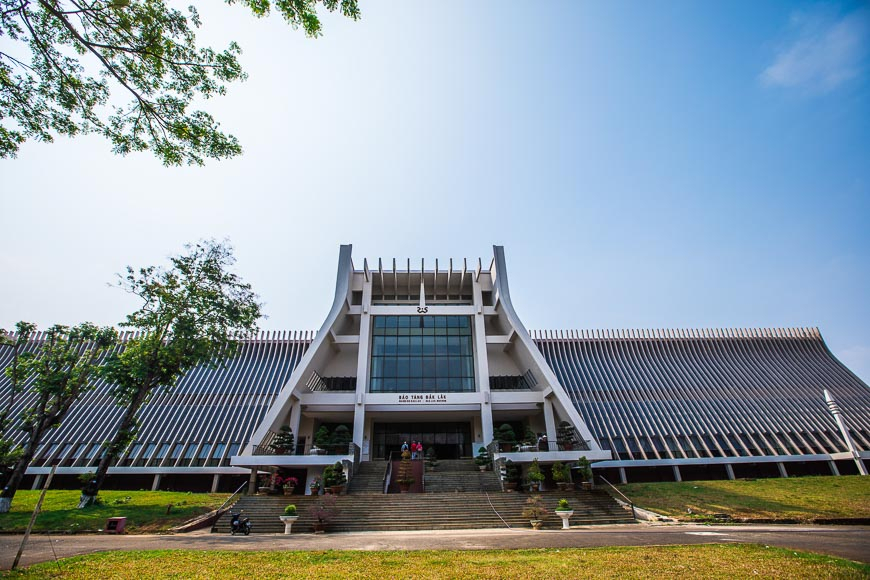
275;475;299;489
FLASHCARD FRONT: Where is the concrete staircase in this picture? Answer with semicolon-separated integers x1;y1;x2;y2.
212;488;635;534
424;460;502;493
346;461;386;494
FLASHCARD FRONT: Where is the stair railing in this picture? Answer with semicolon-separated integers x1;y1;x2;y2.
382;451;395;494
216;481;248;514
598;475;637;520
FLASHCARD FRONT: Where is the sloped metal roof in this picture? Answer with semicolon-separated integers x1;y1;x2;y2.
1;327;868;469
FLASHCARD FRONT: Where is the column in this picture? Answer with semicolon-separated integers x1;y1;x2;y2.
828;461;840;476
672;466;682;482
724;464;736;480
543;397;558;448
472;279;493;445
353;278;373;449
211;474;221;493
777;462;788;478
618;467;627;484
247;469;257;495
151;474;162;491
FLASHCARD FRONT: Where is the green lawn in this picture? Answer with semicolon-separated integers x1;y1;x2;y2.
619;475;870;522
0;491;229;534
2;545;867;579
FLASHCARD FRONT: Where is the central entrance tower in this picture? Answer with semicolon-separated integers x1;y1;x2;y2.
234;246;609;490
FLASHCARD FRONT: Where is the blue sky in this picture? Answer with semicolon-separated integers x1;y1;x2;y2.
1;1;869;381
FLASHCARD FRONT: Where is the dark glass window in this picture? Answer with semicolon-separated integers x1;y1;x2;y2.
370;316;475;393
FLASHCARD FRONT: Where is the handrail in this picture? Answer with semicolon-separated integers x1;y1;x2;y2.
217;482;248;514
382;451;395;494
598;475;637;520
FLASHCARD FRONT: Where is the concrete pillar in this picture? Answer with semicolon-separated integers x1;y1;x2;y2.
472;280;493;445
247;469;257;495
211;474;220;493
288;398;302;452
777;462;788;478
672;465;682;482
543;397;558;448
151;474;162;491
31;475;44;490
352;278;373;450
828;460;840;476
618;467;627;484
724;464;736;480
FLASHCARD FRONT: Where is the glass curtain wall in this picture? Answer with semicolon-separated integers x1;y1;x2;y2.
370;316;475;393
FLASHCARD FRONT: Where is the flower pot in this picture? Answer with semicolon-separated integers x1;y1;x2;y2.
330;485;344;495
528;482;540;492
257;486;271;494
530;519;543;530
555;510;574;529
556;482;570;491
283;486;295;496
581;482;593;491
279;515;299;534
312;521;325;534
504;482;517;492
478;465;487;472
398;481;411;493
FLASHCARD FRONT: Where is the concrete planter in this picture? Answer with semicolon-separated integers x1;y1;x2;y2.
279;515;299;534
555;509;574;529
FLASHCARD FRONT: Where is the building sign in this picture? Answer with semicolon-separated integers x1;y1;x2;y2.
397;393;448;404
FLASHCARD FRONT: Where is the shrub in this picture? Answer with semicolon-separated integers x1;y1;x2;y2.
283;504;297;516
551;461;568;483
557;499;571;511
496;424;516;444
527;459;545;483
522;495;548;520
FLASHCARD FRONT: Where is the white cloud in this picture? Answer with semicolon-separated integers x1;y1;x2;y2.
761;7;870;93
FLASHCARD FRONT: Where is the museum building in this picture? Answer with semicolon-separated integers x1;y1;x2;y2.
2;245;868;493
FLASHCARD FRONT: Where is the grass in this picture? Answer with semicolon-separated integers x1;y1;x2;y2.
619;475;870;522
0;491;229;534
1;545;867;579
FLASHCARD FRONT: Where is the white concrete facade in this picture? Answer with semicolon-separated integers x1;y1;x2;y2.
233;245;608;475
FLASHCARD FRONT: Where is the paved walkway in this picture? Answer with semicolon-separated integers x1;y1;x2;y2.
2;524;868;570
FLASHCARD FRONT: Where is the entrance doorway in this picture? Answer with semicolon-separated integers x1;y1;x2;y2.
372;422;472;460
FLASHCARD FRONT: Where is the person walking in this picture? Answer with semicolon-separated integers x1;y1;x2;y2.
402;440;409;456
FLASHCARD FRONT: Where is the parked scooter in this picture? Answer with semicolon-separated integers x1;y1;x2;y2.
230;511;252;535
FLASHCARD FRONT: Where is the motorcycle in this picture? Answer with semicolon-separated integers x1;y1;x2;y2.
229;511;252;535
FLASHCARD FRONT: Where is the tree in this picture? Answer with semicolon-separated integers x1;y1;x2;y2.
0;323;117;513
0;0;361;165
0;322;35;489
85;239;261;505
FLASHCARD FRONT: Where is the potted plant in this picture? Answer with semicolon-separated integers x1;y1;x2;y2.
551;461;570;491
575;456;593;490
278;475;298;495
396;449;415;493
269;425;295;455
522;427;537;447
309;477;322;495
307;494;338;533
522;495;548;530
496;424;516;452
424;447;438;472
474;447;490;472
527;458;545;492
279;504;299;534
557;421;576;451
328;461;346;494
321;465;335;494
257;472;272;494
503;459;520;492
555;498;574;529
330;424;352;455
312;425;331;454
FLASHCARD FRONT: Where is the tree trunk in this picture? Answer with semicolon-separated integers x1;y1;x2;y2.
88;389;150;501
0;425;43;513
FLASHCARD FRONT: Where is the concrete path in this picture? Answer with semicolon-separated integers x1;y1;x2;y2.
2;524;868;571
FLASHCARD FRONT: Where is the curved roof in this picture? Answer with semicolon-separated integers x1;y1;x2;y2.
1;327;868;469
535;327;870;460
